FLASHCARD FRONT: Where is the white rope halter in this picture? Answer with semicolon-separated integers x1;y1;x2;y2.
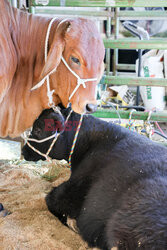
22;109;73;161
61;57;97;100
31;17;58;106
31;17;97;105
21;131;60;162
22;130;58;144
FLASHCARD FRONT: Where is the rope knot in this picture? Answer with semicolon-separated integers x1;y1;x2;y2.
77;78;86;88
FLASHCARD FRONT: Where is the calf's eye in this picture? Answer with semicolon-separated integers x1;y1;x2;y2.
71;56;80;65
33;127;42;137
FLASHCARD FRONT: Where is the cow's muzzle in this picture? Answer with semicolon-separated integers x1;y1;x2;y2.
85;103;97;114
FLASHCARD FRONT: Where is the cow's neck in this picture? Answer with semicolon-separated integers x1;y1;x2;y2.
0;6;59;137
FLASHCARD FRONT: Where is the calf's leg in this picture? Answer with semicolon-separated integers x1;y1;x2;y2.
46;177;88;224
45;183;69;225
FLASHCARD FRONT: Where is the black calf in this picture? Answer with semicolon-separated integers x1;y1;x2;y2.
22;108;167;250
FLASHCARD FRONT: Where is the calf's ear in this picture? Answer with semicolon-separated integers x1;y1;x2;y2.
35;21;71;87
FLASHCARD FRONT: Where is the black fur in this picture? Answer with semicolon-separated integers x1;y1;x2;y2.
22;108;167;250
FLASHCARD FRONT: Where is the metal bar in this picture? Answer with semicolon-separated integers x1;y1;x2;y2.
32;8;113;17
118;10;167;20
106;8;112;38
104;76;167;87
104;39;167;50
113;7;119;76
30;6;35;13
106;8;112;75
106;51;111;75
136;48;142;105
60;0;66;6
11;0;17;7
31;0;167;8
93;109;167;122
116;64;135;71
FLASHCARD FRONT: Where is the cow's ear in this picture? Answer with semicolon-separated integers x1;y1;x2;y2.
36;21;71;85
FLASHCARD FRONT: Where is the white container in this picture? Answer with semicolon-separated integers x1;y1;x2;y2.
136;50;165;111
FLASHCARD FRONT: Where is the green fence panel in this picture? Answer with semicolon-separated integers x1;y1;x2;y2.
104;39;167;50
118;10;167;20
93;109;167;122
29;7;167;20
31;8;112;17
30;0;167;7
116;64;135;71
103;76;167;87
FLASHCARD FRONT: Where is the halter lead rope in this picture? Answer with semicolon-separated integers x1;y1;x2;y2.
68;114;84;168
31;18;97;105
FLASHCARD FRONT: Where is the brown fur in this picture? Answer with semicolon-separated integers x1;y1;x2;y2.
0;0;105;138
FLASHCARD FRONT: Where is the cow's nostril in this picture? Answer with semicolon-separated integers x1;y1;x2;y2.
86;104;97;114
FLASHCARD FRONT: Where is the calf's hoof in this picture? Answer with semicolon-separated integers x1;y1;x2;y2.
0;203;4;211
0;203;11;217
67;216;79;233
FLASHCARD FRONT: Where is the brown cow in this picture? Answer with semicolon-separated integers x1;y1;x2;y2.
0;0;105;138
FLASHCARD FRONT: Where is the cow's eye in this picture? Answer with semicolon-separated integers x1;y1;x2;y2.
71;56;80;65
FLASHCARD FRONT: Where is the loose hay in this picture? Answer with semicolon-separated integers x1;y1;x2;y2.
0;160;91;250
